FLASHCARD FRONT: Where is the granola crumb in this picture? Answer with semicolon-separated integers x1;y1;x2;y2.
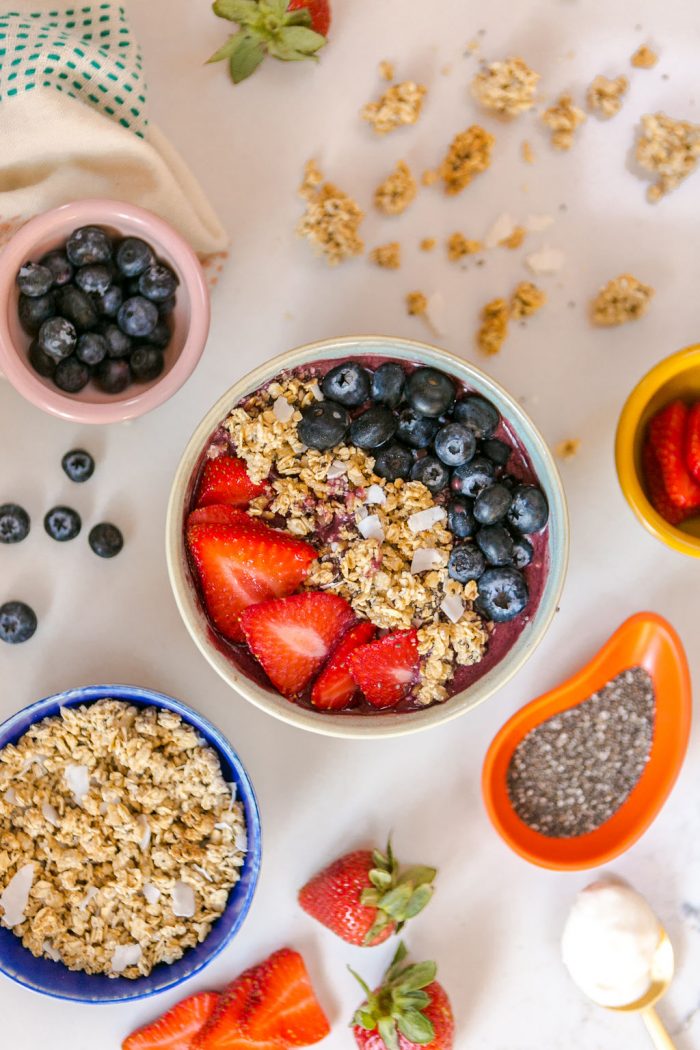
591;274;654;326
361;81;427;134
447;232;482;261
541;94;586;150
635;112;700;201
379;59;395;82
556;438;581;459
298;159;323;200
422;169;440;187
631;45;658;69
477;297;509;354
374;160;418;215
500;226;526;250
471;56;540;116
420;237;437;252
587;74;629;119
510;281;546;318
297;163;365;266
522;140;535;164
370;242;401;269
439;125;495;195
406;291;428;316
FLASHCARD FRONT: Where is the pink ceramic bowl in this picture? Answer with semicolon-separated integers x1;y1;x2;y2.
0;199;210;423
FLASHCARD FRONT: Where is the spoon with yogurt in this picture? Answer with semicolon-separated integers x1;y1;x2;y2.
562;876;676;1049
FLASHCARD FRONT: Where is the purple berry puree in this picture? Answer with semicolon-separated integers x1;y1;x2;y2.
183;356;550;715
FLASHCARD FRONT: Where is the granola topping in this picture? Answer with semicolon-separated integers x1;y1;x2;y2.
591;274;654;326
631;45;658;69
374;161;417;216
370;242;402;269
471;57;540;116
511;281;547;319
361;81;427;134
587;75;628;119
297;162;365;265
542;94;586;150
635;112;700;202
439;126;495;195
447;233;482;261
477;298;510;355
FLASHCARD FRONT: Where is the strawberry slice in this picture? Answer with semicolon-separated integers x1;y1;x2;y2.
648;401;700;510
311;621;376;710
193;973;258;1050
347;629;420;709
196;455;270;510
685;401;700;483
123;991;219;1050
187;521;317;643
642;439;690;526
240;592;355;697
188;506;253;528
241;948;330;1046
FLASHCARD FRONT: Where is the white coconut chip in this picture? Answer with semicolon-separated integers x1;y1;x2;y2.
364;484;386;505
172;880;196;918
272;395;295;423
309;380;324;401
410;548;445;574
525;213;554;232
111;943;142;973
485;212;517;248
42;940;61;962
4;787;18;806
234;827;248;853
358;514;385;542
192;863;214;883
525;246;565;275
41;801;60;827
64;763;90;805
0;863;34;927
407;506;446;534
79;886;99;910
143;883;161;906
440;594;466;623
326;459;348;481
137;814;151;852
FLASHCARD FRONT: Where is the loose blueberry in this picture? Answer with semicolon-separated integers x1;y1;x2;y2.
396;407;439;449
447;497;476;539
44;505;81;542
130;345;164;382
16;262;53;298
453;395;500;438
41;250;73;287
38;316;77;360
450;455;495;498
138;263;178;303
477;566;529;622
374;442;413;481
321;362;371;407
507;484;549;533
0;504;30;544
297;400;349;450
511;533;534;569
371;361;405;408
101;323;133;358
18;291;55;334
95;358;131;394
74;263;112;295
115;237;154;278
58;285;98;330
473;483;513;526
434;422;477;467
62;449;95;483
481;438;511;468
89;522;124;558
476;524;514;566
65;225;112;266
54;356;90;393
28;340;57;378
411;455;450;494
147;319;171;349
0;601;37;644
76;331;108;366
405;367;456;418
92;283;123;318
448;543;486;583
349;405;397;449
117;296;158;338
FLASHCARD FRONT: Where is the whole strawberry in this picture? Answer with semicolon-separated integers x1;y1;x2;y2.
299;840;436;946
209;0;329;84
351;942;454;1050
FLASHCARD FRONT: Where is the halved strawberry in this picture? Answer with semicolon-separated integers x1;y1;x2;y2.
311;621;376;710
188;506;253;528
240;948;330;1046
648;401;700;510
241;592;355;697
123;991;219;1050
193;972;258;1050
642;439;690;526
685;401;700;483
187;521;317;643
347;629;420;709
196;455;270;510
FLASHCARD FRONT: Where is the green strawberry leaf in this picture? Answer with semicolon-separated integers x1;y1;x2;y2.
396;960;437;992
228;31;265;81
369;868;394;891
354;1008;378;1031
361;887;381;906
207;32;247;63
212;0;259;21
378;883;413;919
397;865;437;888
372;848;389;869
378;1016;400;1050
396;1009;435;1045
394;990;431;1010
284;7;312;25
348;965;374;1002
404;884;434;919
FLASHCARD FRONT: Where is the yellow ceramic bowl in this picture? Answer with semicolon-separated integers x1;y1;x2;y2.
615;343;700;558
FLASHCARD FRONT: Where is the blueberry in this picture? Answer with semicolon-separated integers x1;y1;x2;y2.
76;331;108;366
454;396;500;438
28;340;57;378
450;455;495;498
96;357;131;394
476;524;514;566
89;522;123;558
448;543;486;583
18;291;55;334
16;262;53;298
511;533;534;569
411;455;450;494
138;263;178;303
158;295;176;317
92;283;123;318
374;442;413;481
44;505;81;541
125;277;142;297
499;473;518;491
147;319;171;349
481;438;511;468
0;601;37;644
396;407;439;449
74;263;113;295
65;226;112;266
101;323;133;358
130;345;164;382
405;367;456;418
447;497;476;539
321;362;371;407
54;356;90;393
507;484;549;534
117;296;158;338
62;449;95;483
0;504;30;544
434;422;477;467
115;237;154;278
297;400;349;450
38;316;76;360
477;566;529;622
41;250;73;287
371;362;405;408
58;285;98;330
473;483;513;525
349;405;397;449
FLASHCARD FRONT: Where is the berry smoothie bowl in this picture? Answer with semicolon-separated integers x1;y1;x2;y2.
167;337;568;739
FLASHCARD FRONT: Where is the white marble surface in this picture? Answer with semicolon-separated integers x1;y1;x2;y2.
1;0;699;1046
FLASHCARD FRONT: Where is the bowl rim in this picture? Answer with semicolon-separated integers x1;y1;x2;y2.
166;335;570;740
0;683;261;1003
615;342;700;558
0;199;210;424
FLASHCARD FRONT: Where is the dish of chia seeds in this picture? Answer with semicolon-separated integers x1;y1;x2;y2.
183;357;551;713
506;667;655;837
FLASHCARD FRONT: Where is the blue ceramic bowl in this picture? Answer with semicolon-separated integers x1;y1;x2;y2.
0;684;261;1003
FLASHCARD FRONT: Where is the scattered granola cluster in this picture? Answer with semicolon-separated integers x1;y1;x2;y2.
378;59;395;82
510;280;547;319
541;94;587;150
406;291;429;317
447;232;482;261
439;125;495;194
374;160;417;215
297;161;365;265
555;438;581;460
587;75;629;119
420;237;437;252
635;112;700;202
361;81;427;134
471;57;540;116
370;242;402;269
477;282;546;354
590;274;654;326
0;700;246;978
631;45;658;69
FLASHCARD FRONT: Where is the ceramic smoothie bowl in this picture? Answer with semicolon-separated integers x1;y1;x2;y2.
0;199;210;423
166;337;569;739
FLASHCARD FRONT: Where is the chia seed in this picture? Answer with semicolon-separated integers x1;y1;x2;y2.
506;667;655;838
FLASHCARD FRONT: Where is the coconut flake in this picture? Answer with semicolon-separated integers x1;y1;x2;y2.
192;863;214;883
525;246;565;275
326;459;348;481
143;883;161;905
364;484;386;506
111;943;142;973
407;507;446;534
42;802;60;827
309;380;324;401
4;787;18;806
440;594;466;623
273;395;295;422
358;514;385;542
64;764;90;805
79;886;99;910
410;548;445;574
42;940;61;962
234;827;248;853
172;881;196;918
137;814;151;852
485;212;517;248
525;213;554;232
0;863;34;927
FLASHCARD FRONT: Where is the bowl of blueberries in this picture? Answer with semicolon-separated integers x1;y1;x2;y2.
0;199;210;423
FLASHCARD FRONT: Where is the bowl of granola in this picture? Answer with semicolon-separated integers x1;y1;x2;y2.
0;685;260;1002
167;337;569;738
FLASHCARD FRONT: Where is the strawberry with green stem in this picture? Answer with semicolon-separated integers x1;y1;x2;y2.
209;0;329;84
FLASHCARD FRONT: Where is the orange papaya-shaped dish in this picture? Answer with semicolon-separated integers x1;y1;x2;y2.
482;612;691;870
